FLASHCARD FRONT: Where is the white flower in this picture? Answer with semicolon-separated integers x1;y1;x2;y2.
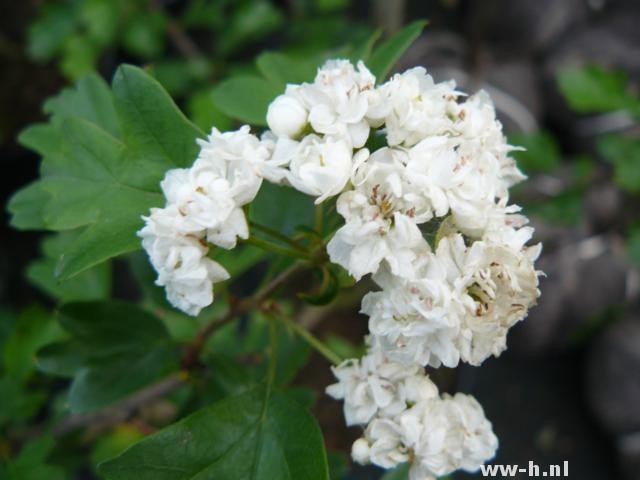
452;91;526;196
352;392;498;479
355;418;410;469
307;59;376;148
286;135;363;203
138;207;229;316
363;263;460;368
325;344;438;426
403;393;498;479
205;207;249;250
160;167;236;234
259;131;298;184
270;59;376;148
266;94;309;139
196;125;270;205
378;67;459;147
327;148;431;280
436;234;541;366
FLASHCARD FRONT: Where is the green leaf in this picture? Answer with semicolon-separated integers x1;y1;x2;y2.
327;450;349;480
43;72;120;138
91;425;145;469
557;65;640;115
381;463;410;480
38;301;178;413
0;435;65;480
250;183;315;236
368;20;427;81
26;232;112;303
99;386;329;480
526;190;583;225
3;306;63;383
323;333;365;360
27;5;75;62
187;88;234;132
509;130;561;174
0;376;46;427
350;28;383;63
10;66;202;279
598;134;640;193
205;314;310;387
211;76;280;126
256;52;318;87
218;1;284;55
113;64;204;172
121;11;166;59
60;34;99;80
6;181;49;230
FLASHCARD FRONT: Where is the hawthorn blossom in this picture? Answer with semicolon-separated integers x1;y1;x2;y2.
437;234;541;366
286;135;365;203
140;57;541;479
327;147;431;280
325;343;438;426
138;207;229;316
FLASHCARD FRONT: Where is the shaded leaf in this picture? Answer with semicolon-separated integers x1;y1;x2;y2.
211;76;280;126
3;306;63;382
509;131;561;174
381;463;410;480
0;435;65;480
27;232;111;302
250;183;315;236
557;65;640;115
38;301;178;413
10;66;202;279
368;20;426;81
256;51;318;87
598;134;640;193
99;385;329;480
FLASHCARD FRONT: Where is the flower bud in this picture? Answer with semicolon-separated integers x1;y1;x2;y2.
266;94;308;138
351;438;371;465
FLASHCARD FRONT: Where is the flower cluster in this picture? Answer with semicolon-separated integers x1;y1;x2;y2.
327;341;498;480
278;61;542;477
140;58;542;478
138;126;286;315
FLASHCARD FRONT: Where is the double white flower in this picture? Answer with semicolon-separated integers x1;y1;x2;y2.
328;342;498;480
139;126;286;316
141;57;542;478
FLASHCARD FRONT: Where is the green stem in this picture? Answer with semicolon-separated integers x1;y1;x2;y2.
266;316;279;387
243;236;310;260
250;221;307;252
314;203;324;234
276;311;342;366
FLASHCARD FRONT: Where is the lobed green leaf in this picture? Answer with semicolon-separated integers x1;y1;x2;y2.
99;385;329;480
367;20;427;82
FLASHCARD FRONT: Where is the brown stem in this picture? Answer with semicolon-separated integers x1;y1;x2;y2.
52;372;187;438
181;261;304;368
53;261;306;437
149;0;202;59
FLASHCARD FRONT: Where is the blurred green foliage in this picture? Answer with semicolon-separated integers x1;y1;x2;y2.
27;0;372;132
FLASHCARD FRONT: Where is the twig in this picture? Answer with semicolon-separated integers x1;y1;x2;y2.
249;221;308;252
52;372;187;438
149;0;202;59
242;236;310;260
271;307;342;366
51;262;305;437
181;261;305;368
